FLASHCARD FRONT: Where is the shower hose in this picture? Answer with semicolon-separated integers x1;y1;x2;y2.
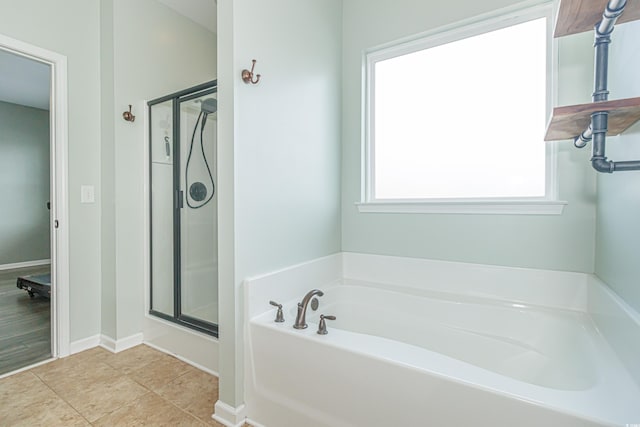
185;111;215;209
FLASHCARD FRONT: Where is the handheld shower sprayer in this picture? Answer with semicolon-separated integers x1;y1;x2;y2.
200;98;218;115
185;97;217;209
199;98;217;132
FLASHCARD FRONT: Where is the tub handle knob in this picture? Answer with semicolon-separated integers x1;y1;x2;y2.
317;314;336;335
269;301;285;323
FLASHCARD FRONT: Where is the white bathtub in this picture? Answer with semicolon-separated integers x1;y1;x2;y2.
244;254;640;427
305;284;598;391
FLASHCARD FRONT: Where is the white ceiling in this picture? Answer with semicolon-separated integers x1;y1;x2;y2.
157;0;217;34
0;49;50;110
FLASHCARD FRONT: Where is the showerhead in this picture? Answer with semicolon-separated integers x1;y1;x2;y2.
201;98;217;115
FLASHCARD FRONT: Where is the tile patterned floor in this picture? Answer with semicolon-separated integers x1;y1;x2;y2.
0;345;233;426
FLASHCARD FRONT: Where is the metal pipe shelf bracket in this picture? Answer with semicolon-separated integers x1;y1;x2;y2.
573;0;640;173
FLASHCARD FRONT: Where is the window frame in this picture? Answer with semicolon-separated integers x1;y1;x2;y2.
359;2;566;215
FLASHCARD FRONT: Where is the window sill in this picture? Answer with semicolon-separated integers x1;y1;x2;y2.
356;200;568;215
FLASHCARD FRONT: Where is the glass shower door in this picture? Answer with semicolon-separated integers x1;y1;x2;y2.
150;99;174;318
179;94;218;325
148;81;218;336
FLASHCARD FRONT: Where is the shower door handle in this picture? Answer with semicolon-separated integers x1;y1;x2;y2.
176;190;184;209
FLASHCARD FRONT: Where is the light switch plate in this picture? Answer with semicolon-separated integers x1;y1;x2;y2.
81;185;95;204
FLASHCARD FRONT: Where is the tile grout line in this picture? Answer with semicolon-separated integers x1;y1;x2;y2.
105;356;205;424
89;390;154;426
2;344;221;426
93;347;194;423
156;393;213;426
31;370;94;426
32;355;145;425
125;368;216;425
90;361;156;425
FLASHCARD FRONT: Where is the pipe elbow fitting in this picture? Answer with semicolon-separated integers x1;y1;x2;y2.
592;157;615;173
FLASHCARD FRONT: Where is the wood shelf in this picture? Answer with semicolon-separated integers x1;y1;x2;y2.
554;0;640;37
544;97;640;141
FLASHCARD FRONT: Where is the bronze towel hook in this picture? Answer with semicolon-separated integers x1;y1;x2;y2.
123;104;136;122
242;59;261;85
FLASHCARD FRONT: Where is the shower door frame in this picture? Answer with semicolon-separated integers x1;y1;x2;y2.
148;80;218;337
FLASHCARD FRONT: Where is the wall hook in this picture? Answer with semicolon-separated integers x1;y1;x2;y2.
123;104;136;122
242;59;261;85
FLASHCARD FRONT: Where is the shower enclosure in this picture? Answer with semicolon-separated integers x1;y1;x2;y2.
148;81;218;336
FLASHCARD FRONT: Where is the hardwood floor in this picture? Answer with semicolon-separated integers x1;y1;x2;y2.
0;265;51;376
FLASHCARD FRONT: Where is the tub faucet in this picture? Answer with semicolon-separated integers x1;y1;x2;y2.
293;289;324;329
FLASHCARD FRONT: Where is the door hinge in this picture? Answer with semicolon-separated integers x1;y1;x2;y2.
176;190;184;209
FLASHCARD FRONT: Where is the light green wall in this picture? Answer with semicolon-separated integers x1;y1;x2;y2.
101;0;217;340
595;20;640;312
341;0;597;273
0;0;102;342
217;0;343;408
100;0;117;341
0;0;217;344
234;0;342;279
216;0;235;407
0;101;50;265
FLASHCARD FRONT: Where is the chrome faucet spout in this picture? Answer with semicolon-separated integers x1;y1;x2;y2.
293;289;324;329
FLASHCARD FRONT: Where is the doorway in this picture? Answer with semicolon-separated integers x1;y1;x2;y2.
0;34;70;376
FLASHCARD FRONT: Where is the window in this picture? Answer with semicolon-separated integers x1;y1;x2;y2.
361;3;566;214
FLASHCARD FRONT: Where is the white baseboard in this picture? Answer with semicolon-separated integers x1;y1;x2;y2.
71;332;216;375
100;333;144;353
70;333;144;355
0;259;51;271
213;401;247;427
143;314;219;373
116;333;144;352
70;334;101;355
143;341;219;377
99;335;117;353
